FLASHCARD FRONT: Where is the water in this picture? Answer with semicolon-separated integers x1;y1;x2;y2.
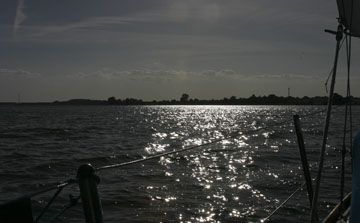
0;105;358;222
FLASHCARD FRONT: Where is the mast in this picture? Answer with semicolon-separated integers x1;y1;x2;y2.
311;0;359;221
310;23;343;223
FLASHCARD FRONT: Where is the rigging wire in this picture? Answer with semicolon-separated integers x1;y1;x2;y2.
340;22;353;211
50;195;80;223
348;0;354;155
262;157;348;222
27;179;77;199
262;182;306;222
339;34;349;213
2;179;79;223
346;6;354;154
34;187;64;223
311;23;344;223
325;37;346;93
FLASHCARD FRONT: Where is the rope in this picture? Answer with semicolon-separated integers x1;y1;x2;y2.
262;157;346;222
1;179;79;223
27;179;77;198
325;37;345;93
348;0;354;159
261;182;306;222
50;195;80;223
345;33;353;155
35;187;64;223
96;108;330;171
339;29;353;210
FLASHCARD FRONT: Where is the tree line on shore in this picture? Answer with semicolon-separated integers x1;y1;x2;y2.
49;93;360;105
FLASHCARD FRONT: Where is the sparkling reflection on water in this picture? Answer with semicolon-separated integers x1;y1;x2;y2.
0;105;357;222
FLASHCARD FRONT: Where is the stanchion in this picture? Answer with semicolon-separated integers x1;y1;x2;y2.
293;115;318;221
77;164;103;223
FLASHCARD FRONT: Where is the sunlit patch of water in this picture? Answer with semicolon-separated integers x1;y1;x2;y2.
0;105;356;222
144;143;169;154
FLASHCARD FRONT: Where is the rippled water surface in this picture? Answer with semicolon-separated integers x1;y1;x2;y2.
0;105;358;222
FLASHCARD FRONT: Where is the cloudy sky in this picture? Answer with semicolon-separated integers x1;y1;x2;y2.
0;0;359;102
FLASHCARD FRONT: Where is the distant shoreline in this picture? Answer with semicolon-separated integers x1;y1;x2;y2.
1;93;359;105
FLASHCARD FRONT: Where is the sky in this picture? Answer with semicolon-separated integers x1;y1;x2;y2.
0;0;359;102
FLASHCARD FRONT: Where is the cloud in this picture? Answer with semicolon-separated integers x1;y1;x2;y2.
13;0;27;36
0;68;40;79
30;16;130;38
68;68;248;83
246;73;323;81
26;1;221;39
168;1;220;22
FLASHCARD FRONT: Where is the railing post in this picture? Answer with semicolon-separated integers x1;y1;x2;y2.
77;164;103;223
293;115;313;204
293;114;318;221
